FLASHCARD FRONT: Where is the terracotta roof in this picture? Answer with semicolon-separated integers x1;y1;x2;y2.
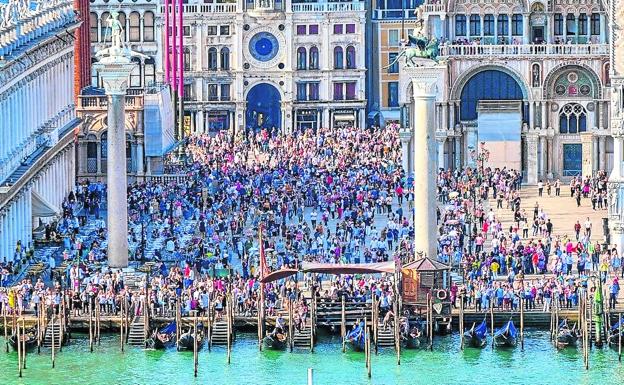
403;257;450;272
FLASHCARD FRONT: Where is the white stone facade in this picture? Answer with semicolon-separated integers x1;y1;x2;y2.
154;0;367;134
0;1;79;261
400;0;611;181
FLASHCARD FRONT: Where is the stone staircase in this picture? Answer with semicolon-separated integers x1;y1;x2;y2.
127;316;146;346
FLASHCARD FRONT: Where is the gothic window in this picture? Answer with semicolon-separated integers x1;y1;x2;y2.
554;13;563;36
511;14;523;36
208;47;218;70
559;103;587;134
483;14;494;36
297;47;307;70
334;46;343;69
346;46;356;69
497;15;508;37
591;14;600;35
469;15;480;36
566;14;576;36
455;15;466;36
579;14;588;36
309;46;319;70
90;13;98;42
144;11;155;42
129;12;140;42
220;48;230;70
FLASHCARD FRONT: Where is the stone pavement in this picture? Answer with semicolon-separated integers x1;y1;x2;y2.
487;186;609;244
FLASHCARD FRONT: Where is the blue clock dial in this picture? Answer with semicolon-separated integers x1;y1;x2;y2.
249;32;279;62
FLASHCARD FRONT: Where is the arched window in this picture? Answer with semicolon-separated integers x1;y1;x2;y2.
497;15;508;38
183;48;191;71
469;14;481;36
144;57;156;87
566;14;576;37
117;12;127;42
297;47;307;70
460;70;525;121
90;12;98;42
346;46;356;69
130;57;142;87
143;11;155;42
100;131;108;173
483;14;494;36
559;103;587;134
101;12;111;42
579;13;588;36
220;47;230;70
208;47;218;70
86;134;98;174
512;14;523;36
129;12;140;42
455;14;466;36
309;46;319;70
334;46;343;69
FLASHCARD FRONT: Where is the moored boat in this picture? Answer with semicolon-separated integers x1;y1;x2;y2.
345;321;366;352
146;321;176;350
402;318;426;349
9;331;38;352
607;319;623;348
556;320;579;349
177;324;203;351
463;320;488;348
493;320;518;348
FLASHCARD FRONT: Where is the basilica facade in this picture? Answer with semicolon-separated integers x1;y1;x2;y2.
399;0;611;182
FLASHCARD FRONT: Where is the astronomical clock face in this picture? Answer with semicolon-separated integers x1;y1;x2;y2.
244;27;286;69
249;32;279;62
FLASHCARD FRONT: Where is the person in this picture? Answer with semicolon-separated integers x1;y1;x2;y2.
608;277;619;310
537;180;543;197
574;220;581;241
584;217;592;239
555;179;561;196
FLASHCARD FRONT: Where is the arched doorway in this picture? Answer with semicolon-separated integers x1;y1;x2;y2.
246;83;281;133
459;69;527;172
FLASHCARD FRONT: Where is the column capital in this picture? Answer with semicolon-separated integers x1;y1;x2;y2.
94;62;136;96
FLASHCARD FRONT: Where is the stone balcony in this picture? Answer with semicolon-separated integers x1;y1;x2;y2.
438;43;609;59
291;1;365;12
159;3;238;14
78;93;144;111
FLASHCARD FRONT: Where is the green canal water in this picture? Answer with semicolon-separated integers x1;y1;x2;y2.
0;331;622;385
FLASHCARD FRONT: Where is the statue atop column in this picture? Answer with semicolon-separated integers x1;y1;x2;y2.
95;9;147;64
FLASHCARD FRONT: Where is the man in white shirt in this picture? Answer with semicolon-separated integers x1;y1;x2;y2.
584;217;592;238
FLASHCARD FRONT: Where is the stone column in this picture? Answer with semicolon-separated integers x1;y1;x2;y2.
95;61;136;268
538;135;546;178
465;125;477;168
599;136;606;171
546;136;554;178
136;136;145;176
454;136;461;169
592;135;599;173
526;132;538;184
411;75;439;259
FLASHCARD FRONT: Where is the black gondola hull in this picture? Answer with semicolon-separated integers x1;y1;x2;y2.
262;335;287;350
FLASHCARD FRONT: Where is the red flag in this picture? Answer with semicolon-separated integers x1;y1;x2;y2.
258;223;269;279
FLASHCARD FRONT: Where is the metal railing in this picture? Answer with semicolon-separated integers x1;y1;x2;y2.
292;1;365;12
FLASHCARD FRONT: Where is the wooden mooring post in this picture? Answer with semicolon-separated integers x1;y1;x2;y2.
4;307;9;352
520;296;524;350
17;318;22;377
227;294;233;364
459;295;464;350
288;299;294;353
393;295;400;365
366;327;371;378
341;297;346;353
618;312;622;362
428;294;433;350
193;312;198;377
89;303;94;352
22;319;27;370
372;294;378;354
51;315;55;368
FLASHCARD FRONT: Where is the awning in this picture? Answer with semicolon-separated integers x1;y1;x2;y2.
31;190;59;217
333;114;355;122
402;257;451;272
260;268;299;283
381;109;400;121
302;261;395;275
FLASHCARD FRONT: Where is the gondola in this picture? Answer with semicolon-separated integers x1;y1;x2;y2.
9;331;38;352
607;319;623;348
556;320;579;348
177;324;204;351
345;322;366;352
463;320;488;348
262;333;287;350
434;316;452;335
493;320;518;348
146;321;176;350
402;319;427;349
